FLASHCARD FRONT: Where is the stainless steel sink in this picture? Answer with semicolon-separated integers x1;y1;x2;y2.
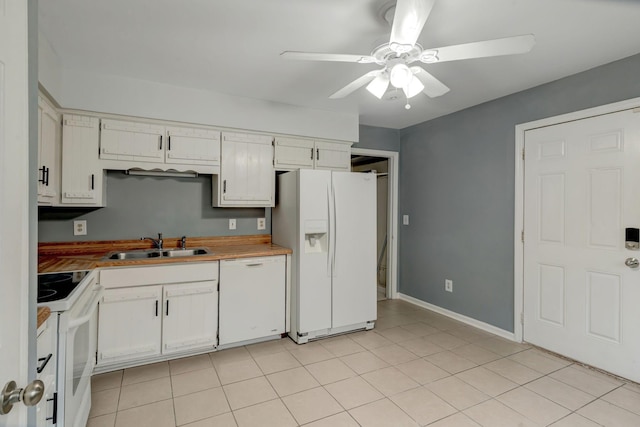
106;250;162;260
162;248;210;257
104;247;211;260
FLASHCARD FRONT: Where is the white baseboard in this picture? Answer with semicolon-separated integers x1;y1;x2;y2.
397;293;517;342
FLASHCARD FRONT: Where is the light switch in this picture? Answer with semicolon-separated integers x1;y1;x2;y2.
229;219;237;230
402;215;409;226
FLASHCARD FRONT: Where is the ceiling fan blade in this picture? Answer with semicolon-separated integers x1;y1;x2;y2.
389;0;435;52
411;67;449;98
281;51;376;64
423;34;535;63
330;71;380;99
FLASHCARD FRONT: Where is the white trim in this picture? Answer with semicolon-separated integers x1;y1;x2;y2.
398;293;516;341
351;147;399;300
513;96;640;343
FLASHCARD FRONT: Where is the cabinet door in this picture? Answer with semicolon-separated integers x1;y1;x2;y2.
162;281;218;354
37;97;60;205
218;132;274;206
165;127;221;166
61;115;104;206
97;286;162;366
274;137;315;170
219;256;285;346
100;119;164;163
315;140;351;171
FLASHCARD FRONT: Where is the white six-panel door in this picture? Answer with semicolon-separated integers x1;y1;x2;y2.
523;109;640;382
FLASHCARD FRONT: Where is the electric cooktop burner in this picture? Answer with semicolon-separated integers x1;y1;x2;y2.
37;271;90;303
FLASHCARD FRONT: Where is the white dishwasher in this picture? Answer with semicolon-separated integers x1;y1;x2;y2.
219;255;286;346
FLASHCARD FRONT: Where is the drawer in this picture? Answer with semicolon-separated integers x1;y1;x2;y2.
36;316;57;379
99;262;218;288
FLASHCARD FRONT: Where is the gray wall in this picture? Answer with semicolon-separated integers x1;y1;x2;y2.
38;171;267;242
398;53;640;332
356;125;400;152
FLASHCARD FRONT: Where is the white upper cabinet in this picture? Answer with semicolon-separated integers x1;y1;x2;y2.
37;96;61;205
274;137;315;169
165;126;221;166
100;119;165;163
99;119;221;170
274;137;351;171
314;140;351;171
213;132;274;207
61;115;105;206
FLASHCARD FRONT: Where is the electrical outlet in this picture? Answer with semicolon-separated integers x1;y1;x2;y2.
74;220;87;236
229;218;236;230
403;215;409;225
257;217;266;230
445;279;453;292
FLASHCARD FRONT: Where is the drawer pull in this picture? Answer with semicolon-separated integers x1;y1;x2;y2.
246;263;263;267
36;353;52;374
46;392;57;424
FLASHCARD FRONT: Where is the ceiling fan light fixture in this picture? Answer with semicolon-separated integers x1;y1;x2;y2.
403;74;424;98
390;63;412;88
366;73;390;99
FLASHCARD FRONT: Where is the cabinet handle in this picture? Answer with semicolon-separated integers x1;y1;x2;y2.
168;136;171;151
38;166;46;184
316;148;320;160
165;300;169;316
44;166;50;186
223;180;227;194
36;353;52;374
46;392;57;424
246;263;263;267
310;148;314;160
91;174;95;190
155;300;158;317
159;135;163;150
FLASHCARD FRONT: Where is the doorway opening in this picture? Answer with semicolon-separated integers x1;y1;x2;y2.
351;152;395;301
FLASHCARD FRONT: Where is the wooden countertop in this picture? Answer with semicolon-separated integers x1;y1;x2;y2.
37;306;51;328
38;235;292;273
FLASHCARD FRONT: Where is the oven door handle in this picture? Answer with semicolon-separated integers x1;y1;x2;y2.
67;286;103;331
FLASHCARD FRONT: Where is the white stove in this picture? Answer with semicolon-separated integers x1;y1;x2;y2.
37;270;102;427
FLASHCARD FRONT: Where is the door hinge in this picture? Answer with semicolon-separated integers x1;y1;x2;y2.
521;230;524;242
521;148;525;160
520;312;524;325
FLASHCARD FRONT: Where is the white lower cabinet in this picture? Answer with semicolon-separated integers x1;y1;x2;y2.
219;256;286;346
161;282;218;355
97;262;218;368
97;286;163;365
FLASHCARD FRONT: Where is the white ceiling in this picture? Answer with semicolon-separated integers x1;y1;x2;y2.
38;0;640;130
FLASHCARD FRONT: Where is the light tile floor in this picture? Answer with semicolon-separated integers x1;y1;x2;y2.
88;299;640;427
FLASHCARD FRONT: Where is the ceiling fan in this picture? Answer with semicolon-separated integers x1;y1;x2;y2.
281;0;535;109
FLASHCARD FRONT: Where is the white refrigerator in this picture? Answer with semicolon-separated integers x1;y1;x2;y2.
272;169;377;343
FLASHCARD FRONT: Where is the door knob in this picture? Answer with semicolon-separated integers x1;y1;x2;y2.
625;257;639;268
0;379;44;415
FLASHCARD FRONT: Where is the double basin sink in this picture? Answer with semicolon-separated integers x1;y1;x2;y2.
104;247;211;260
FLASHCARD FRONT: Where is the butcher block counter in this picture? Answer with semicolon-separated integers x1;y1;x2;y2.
38;234;291;273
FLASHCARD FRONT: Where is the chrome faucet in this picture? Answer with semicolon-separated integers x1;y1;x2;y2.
141;233;163;250
180;236;187;249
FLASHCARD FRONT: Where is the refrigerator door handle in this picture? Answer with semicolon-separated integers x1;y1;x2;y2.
332;180;337;278
327;183;332;277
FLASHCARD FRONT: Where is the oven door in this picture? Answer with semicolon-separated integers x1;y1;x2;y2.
61;275;103;427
